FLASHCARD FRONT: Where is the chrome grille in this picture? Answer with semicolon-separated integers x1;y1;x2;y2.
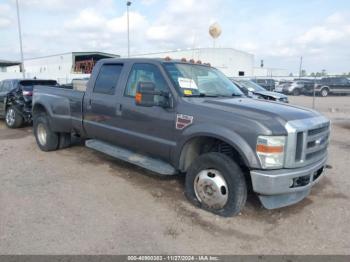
285;116;330;168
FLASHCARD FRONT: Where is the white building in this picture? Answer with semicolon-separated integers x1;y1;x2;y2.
133;48;254;77
0;60;22;80
253;67;289;77
23;51;119;83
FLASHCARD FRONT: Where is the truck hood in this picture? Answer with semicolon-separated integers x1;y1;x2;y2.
190;97;319;123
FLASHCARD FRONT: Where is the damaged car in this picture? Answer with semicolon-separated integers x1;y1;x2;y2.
232;79;289;103
0;79;58;128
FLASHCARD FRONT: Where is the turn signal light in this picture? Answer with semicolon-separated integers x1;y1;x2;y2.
256;144;284;153
135;92;142;104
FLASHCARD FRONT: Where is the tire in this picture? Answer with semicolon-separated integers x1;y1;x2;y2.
5;106;23;128
33;113;59;152
292;88;300;96
320;88;329;97
185;152;247;217
59;133;71;149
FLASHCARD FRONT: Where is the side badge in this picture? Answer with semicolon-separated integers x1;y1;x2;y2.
176;114;193;130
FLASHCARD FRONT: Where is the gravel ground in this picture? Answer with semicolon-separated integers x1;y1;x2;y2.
0;96;349;255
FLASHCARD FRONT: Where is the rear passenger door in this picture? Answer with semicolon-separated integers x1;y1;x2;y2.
83;64;124;141
116;63;176;161
337;78;350;94
0;80;11;116
0;81;5;116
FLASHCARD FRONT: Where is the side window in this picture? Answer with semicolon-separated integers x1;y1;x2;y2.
0;82;3;92
125;63;168;97
3;81;11;91
339;78;348;85
93;64;123;95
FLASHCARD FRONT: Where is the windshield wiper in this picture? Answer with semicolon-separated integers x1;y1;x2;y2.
186;93;219;97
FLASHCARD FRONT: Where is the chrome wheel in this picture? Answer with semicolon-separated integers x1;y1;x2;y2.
5;108;16;126
321;89;328;97
194;169;229;209
37;123;47;146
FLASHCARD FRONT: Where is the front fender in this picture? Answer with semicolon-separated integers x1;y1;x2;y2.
174;123;261;170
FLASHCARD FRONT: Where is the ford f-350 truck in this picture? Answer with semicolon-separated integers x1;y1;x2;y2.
32;58;330;217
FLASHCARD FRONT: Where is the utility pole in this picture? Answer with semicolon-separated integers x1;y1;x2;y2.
299;56;303;79
16;0;25;78
126;1;132;58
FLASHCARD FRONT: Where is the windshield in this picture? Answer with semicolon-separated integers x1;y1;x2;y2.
163;62;243;97
238;80;266;92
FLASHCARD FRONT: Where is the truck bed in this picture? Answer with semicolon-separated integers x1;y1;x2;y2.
33;85;85;134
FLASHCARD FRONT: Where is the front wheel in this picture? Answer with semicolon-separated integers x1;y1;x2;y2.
185;152;247;217
33;114;59;151
5;107;23;128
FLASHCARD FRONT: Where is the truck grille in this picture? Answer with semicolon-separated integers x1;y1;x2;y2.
285;117;330;168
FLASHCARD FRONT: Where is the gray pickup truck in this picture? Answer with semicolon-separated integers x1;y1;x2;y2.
32;58;330;217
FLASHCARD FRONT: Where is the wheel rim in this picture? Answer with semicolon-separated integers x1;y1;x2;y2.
37;123;47;146
194;169;229;209
6;109;15;126
322;90;327;96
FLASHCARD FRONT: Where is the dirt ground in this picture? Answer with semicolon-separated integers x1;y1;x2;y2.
0;96;349;255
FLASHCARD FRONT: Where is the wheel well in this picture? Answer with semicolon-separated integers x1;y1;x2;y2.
33;104;47;116
179;136;250;174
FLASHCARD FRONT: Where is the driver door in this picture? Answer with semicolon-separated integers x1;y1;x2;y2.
116;63;176;161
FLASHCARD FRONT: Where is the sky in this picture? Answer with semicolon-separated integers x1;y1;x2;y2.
0;0;350;74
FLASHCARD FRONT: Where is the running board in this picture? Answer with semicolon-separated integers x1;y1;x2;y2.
85;139;177;175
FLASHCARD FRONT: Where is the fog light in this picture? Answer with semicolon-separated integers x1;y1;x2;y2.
290;175;311;188
289;179;294;187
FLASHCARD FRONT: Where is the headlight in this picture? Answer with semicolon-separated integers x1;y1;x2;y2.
256;136;286;169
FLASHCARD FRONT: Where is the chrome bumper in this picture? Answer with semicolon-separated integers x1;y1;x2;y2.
250;156;327;209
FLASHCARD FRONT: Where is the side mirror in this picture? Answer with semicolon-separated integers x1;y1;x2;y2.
135;82;170;108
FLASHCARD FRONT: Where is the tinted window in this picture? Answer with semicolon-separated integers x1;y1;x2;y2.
339;78;348;85
94;64;123;95
125;63;168;97
19;80;58;91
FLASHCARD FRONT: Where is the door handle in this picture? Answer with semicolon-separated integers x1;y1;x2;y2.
116;104;123;116
86;99;92;110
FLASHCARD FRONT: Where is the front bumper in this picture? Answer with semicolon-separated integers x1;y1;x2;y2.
250;156;327;209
